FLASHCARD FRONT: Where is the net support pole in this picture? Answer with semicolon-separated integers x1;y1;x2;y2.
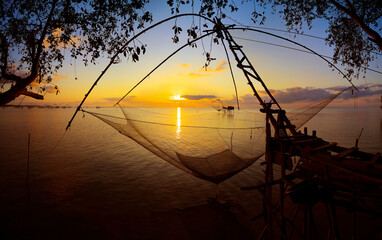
66;13;215;130
215;18;297;136
265;103;274;240
279;136;286;236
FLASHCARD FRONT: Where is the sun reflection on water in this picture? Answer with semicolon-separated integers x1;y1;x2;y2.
176;107;181;138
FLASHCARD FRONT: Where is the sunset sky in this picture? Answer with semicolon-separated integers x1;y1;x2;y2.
14;1;382;108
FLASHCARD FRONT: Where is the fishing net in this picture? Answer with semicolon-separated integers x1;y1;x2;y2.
83;87;348;184
286;88;349;130
64;18;355;184
85;107;265;184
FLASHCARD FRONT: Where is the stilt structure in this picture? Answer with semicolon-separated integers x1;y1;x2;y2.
70;16;381;239
217;99;235;114
214;19;382;240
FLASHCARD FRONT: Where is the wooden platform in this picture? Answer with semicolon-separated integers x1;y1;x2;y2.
273;133;382;213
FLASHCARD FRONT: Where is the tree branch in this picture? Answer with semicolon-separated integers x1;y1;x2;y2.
0;81;28;105
0;32;24;83
0;0;58;106
0;73;23;82
329;0;382;51
343;0;356;14
20;89;44;100
0;31;9;75
31;0;58;78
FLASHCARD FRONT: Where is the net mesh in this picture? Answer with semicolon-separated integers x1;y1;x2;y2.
86;108;265;184
286;88;349;129
84;88;347;184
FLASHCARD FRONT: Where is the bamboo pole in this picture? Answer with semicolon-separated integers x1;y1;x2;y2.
265;103;274;240
280;137;286;238
26;133;30;213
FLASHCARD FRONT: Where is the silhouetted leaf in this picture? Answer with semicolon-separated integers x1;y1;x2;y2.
132;53;139;62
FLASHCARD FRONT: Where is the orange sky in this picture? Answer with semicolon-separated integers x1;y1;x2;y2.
9;1;382;108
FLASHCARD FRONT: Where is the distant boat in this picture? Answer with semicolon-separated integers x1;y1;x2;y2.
223;105;234;111
212;99;234;114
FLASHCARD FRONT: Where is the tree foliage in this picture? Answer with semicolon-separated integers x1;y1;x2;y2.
0;0;152;105
168;0;381;78
270;0;382;78
0;0;381;106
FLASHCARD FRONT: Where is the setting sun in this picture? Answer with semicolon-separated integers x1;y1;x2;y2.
171;95;186;101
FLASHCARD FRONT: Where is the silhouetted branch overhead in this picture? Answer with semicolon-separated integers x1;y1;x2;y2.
20;90;44;100
1;0;380;106
329;0;382;51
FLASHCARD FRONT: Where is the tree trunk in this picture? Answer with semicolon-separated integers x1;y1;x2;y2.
0;76;43;105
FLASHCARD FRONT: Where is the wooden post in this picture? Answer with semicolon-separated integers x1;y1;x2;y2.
26;133;30;214
352;211;356;240
265;103;274;240
280;140;286;238
330;202;340;240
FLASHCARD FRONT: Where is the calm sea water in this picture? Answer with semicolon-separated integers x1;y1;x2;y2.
0;106;381;238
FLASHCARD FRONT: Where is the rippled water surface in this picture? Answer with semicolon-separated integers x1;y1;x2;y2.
0;106;381;238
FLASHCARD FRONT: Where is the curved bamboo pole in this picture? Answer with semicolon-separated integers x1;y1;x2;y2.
67;18;357;130
220;38;240;110
66;14;215;130
229;27;358;91
114;31;216;106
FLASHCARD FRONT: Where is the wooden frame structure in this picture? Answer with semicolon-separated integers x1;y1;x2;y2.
67;16;381;239
215;19;382;240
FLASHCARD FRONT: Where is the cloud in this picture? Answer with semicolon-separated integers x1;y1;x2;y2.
178;63;191;68
43;85;58;94
102;96;135;102
363;97;380;104
43;28;83;49
215;60;228;72
336;84;382;100
177;60;228;78
198;60;228;73
325;85;351;92
27;73;68;88
240;84;382;106
1;65;33;83
240;94;259;105
51;73;68;82
265;87;333;103
181;94;217;100
103;97;121;102
178;72;211;78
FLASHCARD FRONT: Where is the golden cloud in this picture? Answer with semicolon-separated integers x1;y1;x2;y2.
177;60;227;78
43;28;83;49
51;73;68;82
178;72;211;78
198;60;228;73
178;63;191;68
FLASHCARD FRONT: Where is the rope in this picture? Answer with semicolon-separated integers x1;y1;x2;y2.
228;27;359;91
66;13;215;131
221;37;240;110
46;130;68;155
82;109;263;130
232;36;382;75
225;15;382;57
114;30;216;106
67;16;361;132
18;95;26;106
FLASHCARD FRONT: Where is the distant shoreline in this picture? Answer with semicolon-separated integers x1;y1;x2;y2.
2;104;381;110
1;104;74;109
